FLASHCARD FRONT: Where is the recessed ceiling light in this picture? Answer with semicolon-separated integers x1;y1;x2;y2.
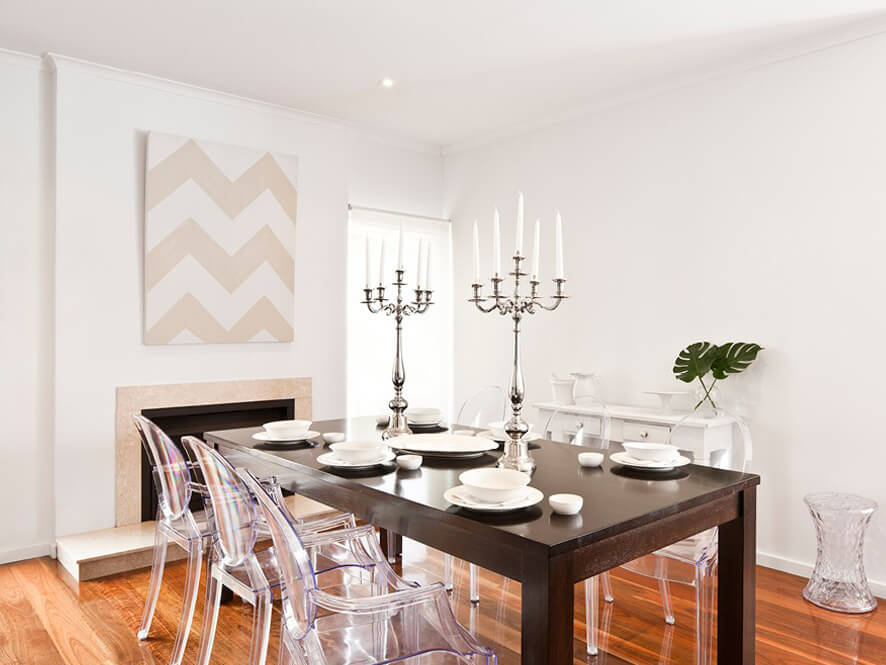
379;77;395;89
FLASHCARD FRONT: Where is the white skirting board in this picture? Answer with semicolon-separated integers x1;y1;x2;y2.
0;542;54;565
757;550;886;600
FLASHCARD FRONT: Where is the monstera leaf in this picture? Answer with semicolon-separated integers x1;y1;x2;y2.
709;342;763;380
672;341;719;383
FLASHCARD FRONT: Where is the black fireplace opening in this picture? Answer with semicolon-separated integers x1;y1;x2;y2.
140;398;294;521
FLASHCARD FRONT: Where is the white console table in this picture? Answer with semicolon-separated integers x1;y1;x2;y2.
533;401;736;465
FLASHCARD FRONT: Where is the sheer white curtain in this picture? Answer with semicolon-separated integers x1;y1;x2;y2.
347;209;452;419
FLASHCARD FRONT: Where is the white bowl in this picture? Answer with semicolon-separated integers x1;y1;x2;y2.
322;432;345;444
578;452;604;468
396;454;423;470
622;441;679;463
376;413;390;426
329;441;387;464
459;468;531;503
487;421;534;441
263;419;311;438
549;493;583;515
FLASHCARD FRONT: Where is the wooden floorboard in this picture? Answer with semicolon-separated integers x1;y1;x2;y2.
0;542;882;665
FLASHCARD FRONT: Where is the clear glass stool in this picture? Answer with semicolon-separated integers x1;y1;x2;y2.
802;492;878;613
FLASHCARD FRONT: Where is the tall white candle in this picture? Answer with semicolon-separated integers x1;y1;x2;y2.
378;238;385;286
555;211;564;279
425;244;432;290
472;219;480;283
532;218;541;279
516;191;524;256
364;236;370;287
493;208;501;277
416;237;424;287
397;222;404;270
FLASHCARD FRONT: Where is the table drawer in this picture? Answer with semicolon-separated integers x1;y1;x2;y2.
622;421;671;443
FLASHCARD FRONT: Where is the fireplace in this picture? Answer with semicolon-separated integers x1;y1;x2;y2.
115;377;311;527
140;398;294;521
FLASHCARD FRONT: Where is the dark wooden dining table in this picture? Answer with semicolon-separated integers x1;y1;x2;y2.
206;416;759;665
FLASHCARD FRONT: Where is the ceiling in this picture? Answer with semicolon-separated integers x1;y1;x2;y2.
2;1;886;148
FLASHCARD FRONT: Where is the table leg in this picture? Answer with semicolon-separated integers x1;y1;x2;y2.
379;528;402;564
717;486;756;664
521;556;573;665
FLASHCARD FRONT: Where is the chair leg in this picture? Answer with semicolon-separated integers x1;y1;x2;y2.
695;563;716;665
469;564;480;604
137;526;169;640
248;590;273;665
196;568;222;665
585;576;599;656
444;553;454;591
168;539;203;665
601;571;614;603
655;556;675;625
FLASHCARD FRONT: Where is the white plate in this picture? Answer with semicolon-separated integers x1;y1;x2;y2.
444;485;544;512
477;430;543;444
253;430;320;443
390;434;497;455
398;448;488;459
317;450;396;469
610;451;691;471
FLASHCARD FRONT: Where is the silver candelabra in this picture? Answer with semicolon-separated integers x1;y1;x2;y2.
362;268;433;439
470;254;566;471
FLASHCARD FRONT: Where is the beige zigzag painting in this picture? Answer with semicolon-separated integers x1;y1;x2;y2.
144;132;298;344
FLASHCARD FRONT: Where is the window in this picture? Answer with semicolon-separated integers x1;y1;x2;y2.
347;209;452;419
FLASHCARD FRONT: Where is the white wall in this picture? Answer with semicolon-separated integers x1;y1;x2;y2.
444;33;886;589
0;51;443;547
0;51;55;561
49;57;443;537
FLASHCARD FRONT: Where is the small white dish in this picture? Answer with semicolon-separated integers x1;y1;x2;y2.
459;468;531;503
549;493;583;515
578;451;604;467
322;432;345;443
317;450;395;469
487;421;534;441
622;441;679;463
263;419;312;439
329;441;388;464
451;429;476;437
445;485;543;512
376;413;390;426
610;451;691;471
396;454;423;470
253;430;320;443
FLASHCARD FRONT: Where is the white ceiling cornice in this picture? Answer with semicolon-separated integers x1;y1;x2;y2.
44;52;442;156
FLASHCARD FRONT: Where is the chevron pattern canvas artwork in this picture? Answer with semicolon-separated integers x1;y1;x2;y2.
144;132;298;344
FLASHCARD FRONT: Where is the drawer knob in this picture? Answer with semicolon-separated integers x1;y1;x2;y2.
640;430;649;439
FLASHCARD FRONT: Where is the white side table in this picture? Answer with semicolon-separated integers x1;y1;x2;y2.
533;401;735;465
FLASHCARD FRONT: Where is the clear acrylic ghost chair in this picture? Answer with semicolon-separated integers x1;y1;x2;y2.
542;404;615;657
187;436;281;665
186;436;405;665
133;414;209;665
447;385;507;602
595;407;753;665
239;468;498;665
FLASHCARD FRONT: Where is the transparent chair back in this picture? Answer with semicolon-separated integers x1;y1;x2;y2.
454;385;506;428
541;399;611;450
133;413;191;521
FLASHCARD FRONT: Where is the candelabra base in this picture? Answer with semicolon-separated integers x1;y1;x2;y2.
382;411;412;440
497;439;536;473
